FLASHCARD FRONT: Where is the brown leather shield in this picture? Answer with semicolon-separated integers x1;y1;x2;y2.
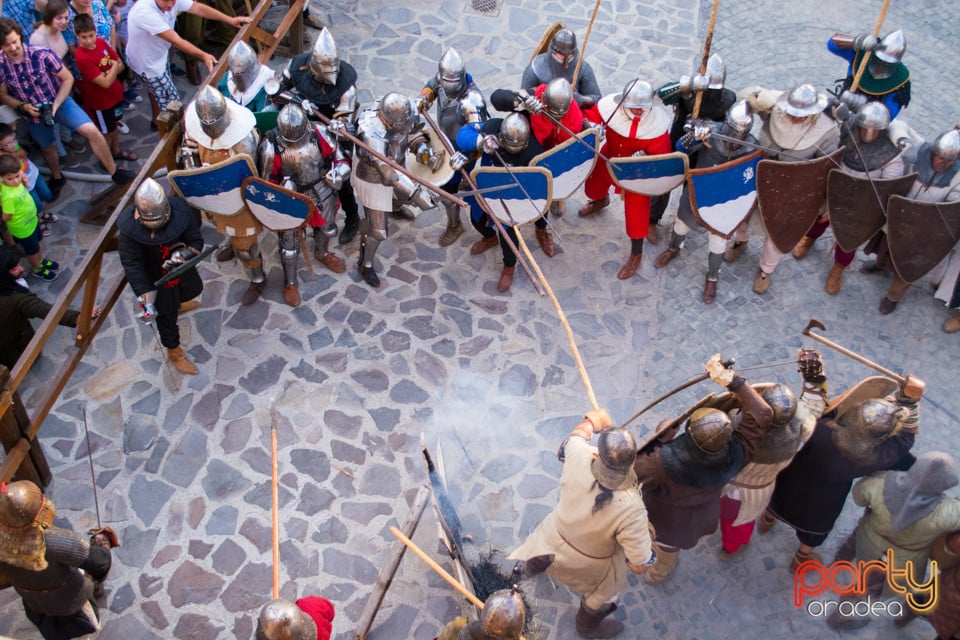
757;149;844;253
887;195;960;282
827;171;917;253
823;376;899;419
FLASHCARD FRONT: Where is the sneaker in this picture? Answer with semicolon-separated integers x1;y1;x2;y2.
116;120;130;134
41;258;60;271
123;89;143;103
111;168;137;185
120;99;136;111
31;266;58;281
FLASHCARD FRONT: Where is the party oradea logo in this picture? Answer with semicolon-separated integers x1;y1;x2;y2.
793;550;938;619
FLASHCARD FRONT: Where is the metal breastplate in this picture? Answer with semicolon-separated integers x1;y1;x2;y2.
231;130;260;157
355;108;406;183
842;135;899;173
281;132;325;188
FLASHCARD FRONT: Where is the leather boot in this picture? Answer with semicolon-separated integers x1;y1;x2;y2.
439;220;464;247
339;217;359;245
825;263;845;295
702;277;717;304
550;200;565;217
178;300;199;313
789;548;821;573
167;346;198;375
878;296;898;315
216;244;236;262
241;279;265;306
644;545;679;584
574;601;622;639
654;247;679;268
319;252;346;273
616;253;642;280
535;227;555;257
578;195;609;217
723;241;747;263
283;284;301;307
757;510;776;534
497;265;515;292
752;269;771;294
185;57;202;86
470;234;499;255
792;235;815;259
944;312;960;333
646;224;659;244
360;266;380;288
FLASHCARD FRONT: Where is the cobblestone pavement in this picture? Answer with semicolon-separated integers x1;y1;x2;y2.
1;1;958;638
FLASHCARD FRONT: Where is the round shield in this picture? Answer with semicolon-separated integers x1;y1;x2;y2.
405;128;455;188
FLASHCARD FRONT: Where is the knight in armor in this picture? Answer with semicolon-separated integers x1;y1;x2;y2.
829;30;911;119
0;480;113;639
654;99;759;304
279;27;362;246
351;92;439;287
717;350;828;557
790;102;905;294
118;178;204;375
219;40;276;113
456;111;556;293
182;86;266;307
415;47;490;246
259;104;348;307
521;28;601;109
508;409;655;639
725;83;841;294
763;376;922;571
633;354;773;585
868;125;960;315
578;79;673;280
435;588;526;640
650;54;738;240
255;596;335;640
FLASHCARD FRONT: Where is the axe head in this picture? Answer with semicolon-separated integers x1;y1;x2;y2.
803;318;826;335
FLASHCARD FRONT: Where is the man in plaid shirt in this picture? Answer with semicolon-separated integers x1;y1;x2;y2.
0;18;135;199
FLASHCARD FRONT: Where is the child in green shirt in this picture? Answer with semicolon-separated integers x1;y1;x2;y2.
0;154;60;281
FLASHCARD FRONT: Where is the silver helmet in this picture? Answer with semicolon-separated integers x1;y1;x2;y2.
777;83;829;118
309;27;340;85
591;427;637;490
379;93;414;134
705;53;726;90
227;40;259;93
278;104;310;144
932;129;960;164
498;113;530;154
686;408;733;454
479;588;526;639
855;101;890;132
543;78;573;118
437;48;466;96
621;79;654;110
134;178;171;230
761;384;798;426
256;599;318;640
721;99;754;139
194;86;230;140
549;28;577;70
876;29;906;64
832;398;907;465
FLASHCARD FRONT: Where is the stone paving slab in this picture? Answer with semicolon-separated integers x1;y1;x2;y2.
1;1;958;639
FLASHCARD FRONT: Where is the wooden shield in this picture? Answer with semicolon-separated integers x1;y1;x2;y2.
168;154;257;217
469;166;552;226
757;148;844;253
241;177;313;232
689;150;763;239
824;376;900;419
886;195;960;282
531;22;565;61
827;171;917;253
608;152;689;197
530;127;599;200
405;128;455;188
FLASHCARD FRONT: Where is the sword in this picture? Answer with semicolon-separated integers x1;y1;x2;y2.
80;408;102;529
601;77;639;131
154;243;220;288
705;131;814;162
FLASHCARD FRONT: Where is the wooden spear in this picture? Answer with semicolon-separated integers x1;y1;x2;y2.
572;0;602;89
271;419;280;599
848;0;891;94
691;0;721;120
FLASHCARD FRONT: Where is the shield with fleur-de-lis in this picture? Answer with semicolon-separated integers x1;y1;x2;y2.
241;177;313;232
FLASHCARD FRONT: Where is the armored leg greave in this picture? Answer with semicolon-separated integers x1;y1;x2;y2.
236;241;266;284
360;209;388;269
707;251;724;281
278;230;300;288
313;222;338;259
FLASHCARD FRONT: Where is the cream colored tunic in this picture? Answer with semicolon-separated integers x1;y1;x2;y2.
508;436;653;608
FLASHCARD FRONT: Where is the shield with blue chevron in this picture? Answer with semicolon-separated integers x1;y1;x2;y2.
530;127;599;200
608;152;689;196
241;177;313;232
688;150;763;238
468;166;553;226
168;154;257;216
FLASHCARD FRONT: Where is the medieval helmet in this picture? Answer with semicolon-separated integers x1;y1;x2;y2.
227;40;259;93
777;83;829;118
134;178;171;230
686;408;733;454
549;28;578;69
257;599;318;640
479;588;526;639
437;48;466;96
309;27;340;85
855;101;891;132
932;129;960;164
278;104;310;144
705;53;726;90
0;481;53;529
832;398;908;464
591;427;637;490
721;99;754;139
621;79;654;110
875;29;906;64
498;113;531;154
761;384;798;426
543;78;574;118
195;86;231;140
379;93;414;134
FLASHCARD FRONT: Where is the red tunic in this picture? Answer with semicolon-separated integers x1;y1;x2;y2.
530;83;585;150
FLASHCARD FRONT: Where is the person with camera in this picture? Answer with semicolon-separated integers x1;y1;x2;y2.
0;18;135;201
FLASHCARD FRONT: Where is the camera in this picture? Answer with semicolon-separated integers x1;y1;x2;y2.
36;102;55;128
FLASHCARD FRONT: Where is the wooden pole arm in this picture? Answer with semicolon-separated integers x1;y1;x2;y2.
389;526;484;609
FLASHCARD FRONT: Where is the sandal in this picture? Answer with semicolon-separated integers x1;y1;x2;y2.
40;223;51;237
40;211;58;223
113;149;138;161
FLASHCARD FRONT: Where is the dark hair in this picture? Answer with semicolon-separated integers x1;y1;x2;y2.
0;18;23;43
0;123;13;139
73;13;96;36
42;0;69;27
0;153;21;176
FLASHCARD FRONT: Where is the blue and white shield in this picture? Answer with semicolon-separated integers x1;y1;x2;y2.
530;127;599;200
468;166;552;226
241;177;313;232
688;151;763;239
168;154;257;216
608;152;689;196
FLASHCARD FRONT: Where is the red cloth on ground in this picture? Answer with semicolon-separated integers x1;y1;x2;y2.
296;596;335;640
719;494;756;553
